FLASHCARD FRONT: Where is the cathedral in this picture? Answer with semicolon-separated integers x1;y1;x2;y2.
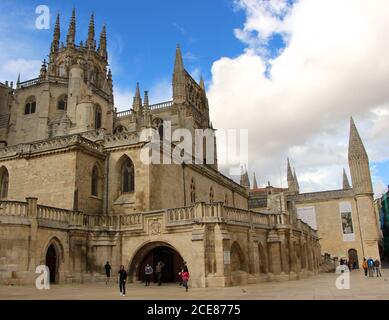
0;11;378;288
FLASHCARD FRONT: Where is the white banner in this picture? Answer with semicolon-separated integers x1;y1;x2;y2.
339;202;355;242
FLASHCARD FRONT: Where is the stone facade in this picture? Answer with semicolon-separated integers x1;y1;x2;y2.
0;11;320;287
249;119;381;266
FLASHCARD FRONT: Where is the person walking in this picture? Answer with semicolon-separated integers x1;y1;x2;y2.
145;264;153;286
362;258;368;277
118;265;127;297
367;257;374;277
155;261;165;286
182;270;190;292
374;259;382;277
104;261;112;285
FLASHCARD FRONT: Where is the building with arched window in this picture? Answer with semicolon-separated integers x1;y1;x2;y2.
1;11;379;290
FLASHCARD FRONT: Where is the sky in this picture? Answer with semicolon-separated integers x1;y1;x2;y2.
0;0;388;197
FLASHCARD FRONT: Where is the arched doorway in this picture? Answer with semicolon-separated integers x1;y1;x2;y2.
45;244;58;284
348;249;359;269
230;242;248;272
129;242;184;284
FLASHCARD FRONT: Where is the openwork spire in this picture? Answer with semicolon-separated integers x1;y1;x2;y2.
66;8;76;46
86;13;95;49
98;24;107;60
51;13;60;53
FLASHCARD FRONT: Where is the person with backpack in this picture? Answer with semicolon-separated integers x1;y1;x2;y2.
362;258;368;277
144;264;153;286
374;259;382;277
182;270;190;292
367;257;374;277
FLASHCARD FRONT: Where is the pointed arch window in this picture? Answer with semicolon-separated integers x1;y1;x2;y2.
190;178;196;204
209;186;214;203
122;158;135;193
0;168;9;199
91;166;99;197
95;104;102;129
25;96;36;115
57;95;67;110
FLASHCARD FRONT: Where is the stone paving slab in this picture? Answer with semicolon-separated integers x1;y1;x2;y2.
0;270;388;300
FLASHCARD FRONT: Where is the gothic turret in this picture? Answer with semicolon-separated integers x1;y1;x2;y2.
50;14;60;55
240;166;250;189
86;13;95;50
348;117;373;195
287;158;299;193
133;83;142;113
343;168;351;189
253;173;258;189
173;45;186;104
98;25;107;60
66;8;76;47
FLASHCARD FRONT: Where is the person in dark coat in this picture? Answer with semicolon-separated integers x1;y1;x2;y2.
118;265;127;296
104;261;112;285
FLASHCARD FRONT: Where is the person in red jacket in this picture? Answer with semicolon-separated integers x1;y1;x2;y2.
182;270;190;292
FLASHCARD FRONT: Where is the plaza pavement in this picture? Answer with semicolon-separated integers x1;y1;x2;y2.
0;269;388;300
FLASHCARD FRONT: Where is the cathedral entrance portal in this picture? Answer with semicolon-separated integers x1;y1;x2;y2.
129;242;184;284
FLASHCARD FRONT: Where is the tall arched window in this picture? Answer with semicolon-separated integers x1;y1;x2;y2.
91;166;99;197
94;104;102;129
224;194;229;206
0;168;9;199
57;95;67;110
25;96;36;115
122;158;135;193
190;178;196;204
209;186;214;203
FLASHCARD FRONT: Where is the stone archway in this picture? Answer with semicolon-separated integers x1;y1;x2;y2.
128;241;185;284
42;237;64;284
348;249;359;269
258;242;267;274
230;241;248;272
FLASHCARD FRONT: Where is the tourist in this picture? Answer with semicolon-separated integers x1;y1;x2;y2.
182;269;190;292
118;265;127;297
362;258;368;277
374;259;382;277
104;261;112;285
145;264;153;286
367;257;374;277
155;261;165;286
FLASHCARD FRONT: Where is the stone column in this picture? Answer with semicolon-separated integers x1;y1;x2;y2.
26;197;38;272
191;224;207;288
267;230;282;275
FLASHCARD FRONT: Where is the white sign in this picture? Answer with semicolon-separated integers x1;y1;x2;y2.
224;251;231;265
297;206;317;230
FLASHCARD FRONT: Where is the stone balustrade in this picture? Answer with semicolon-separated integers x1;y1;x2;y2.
0;199;317;237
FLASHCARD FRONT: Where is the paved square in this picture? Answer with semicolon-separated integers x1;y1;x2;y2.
1;269;388;300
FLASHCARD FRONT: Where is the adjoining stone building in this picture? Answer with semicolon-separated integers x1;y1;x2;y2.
0;11;321;287
249;119;382;267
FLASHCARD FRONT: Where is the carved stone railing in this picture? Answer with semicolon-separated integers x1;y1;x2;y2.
0;201;28;217
0;134;104;159
150;100;173;111
0;199;318;238
18;76;69;89
115;110;133;118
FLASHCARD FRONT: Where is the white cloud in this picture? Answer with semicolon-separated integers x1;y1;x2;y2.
209;0;389;195
0;59;41;83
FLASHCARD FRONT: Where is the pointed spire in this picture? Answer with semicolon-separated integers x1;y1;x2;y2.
253;173;258;189
293;167;300;191
143;91;149;108
348;117;368;160
98;24;107;60
287;158;294;184
86;13;95;49
66;8;76;47
51;13;60;53
240;166;250;189
133;82;142;112
199;75;205;90
174;44;184;73
343;168;351;189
